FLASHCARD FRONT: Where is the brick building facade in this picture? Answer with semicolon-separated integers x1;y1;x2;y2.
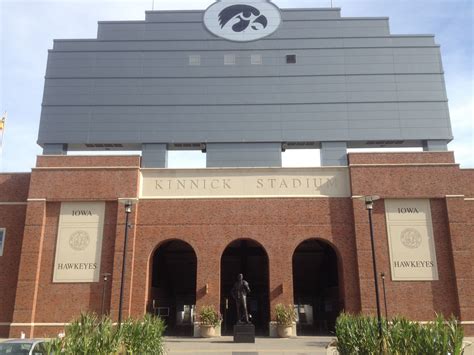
1;152;473;337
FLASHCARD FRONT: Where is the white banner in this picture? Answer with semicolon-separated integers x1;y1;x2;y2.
385;199;438;281
53;202;105;283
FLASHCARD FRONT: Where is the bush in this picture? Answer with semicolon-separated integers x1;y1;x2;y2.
121;313;166;354
274;304;296;326
335;313;382;354
44;312;166;354
60;313;122;354
335;313;464;355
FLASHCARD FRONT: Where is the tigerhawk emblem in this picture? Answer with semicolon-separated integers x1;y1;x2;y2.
218;5;268;33
204;0;281;42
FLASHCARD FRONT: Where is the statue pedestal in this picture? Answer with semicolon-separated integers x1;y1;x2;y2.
233;323;255;343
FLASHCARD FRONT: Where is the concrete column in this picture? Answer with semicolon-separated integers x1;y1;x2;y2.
42;144;67;155
141;144;168;168
320;142;347;166
206;143;282;167
423;140;448;152
10;199;46;338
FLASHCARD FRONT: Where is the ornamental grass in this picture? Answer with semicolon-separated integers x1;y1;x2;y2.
44;312;166;354
335;313;464;355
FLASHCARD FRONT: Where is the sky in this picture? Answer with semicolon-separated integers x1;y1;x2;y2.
0;0;472;171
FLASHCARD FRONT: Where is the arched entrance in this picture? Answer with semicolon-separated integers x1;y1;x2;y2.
292;239;342;335
150;240;197;336
220;239;269;335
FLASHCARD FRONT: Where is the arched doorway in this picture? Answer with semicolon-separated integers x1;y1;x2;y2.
292;239;342;335
220;239;269;335
150;240;197;336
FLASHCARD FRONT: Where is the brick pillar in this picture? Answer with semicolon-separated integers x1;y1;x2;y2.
352;198;386;314
268;249;293;320
195;248;221;313
110;202;138;322
445;196;474;322
10;200;46;338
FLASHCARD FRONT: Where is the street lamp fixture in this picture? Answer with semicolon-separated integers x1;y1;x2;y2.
117;198;138;327
358;195;383;339
381;272;388;320
101;273;111;315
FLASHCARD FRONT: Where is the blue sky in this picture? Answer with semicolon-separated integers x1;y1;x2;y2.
0;0;472;171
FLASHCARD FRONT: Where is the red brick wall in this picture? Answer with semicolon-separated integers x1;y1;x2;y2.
0;174;30;337
5;153;474;336
36;155;140;168
348;152;472;335
117;198;361;322
348;152;456;165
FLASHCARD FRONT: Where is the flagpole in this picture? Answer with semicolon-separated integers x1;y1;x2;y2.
0;112;6;172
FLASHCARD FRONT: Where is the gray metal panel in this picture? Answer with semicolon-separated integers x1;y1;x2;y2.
423;140;448;151
144;9;342;22
42;73;447;106
97;19;389;41
43;144;68;155
142;143;168;168
206;143;282;167
52;36;438;52
320;142;348;166
38;8;452;149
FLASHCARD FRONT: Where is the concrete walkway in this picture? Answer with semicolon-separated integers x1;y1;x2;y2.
164;336;334;355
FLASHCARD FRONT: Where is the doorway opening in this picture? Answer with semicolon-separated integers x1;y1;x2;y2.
292;239;342;335
150;240;197;336
220;239;269;335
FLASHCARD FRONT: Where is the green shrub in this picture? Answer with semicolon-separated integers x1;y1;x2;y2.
48;312;166;354
335;313;464;355
44;336;64;355
199;305;220;327
60;313;122;354
335;313;383;354
121;313;166;354
274;304;296;326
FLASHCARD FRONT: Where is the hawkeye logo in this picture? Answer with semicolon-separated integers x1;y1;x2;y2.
204;0;281;42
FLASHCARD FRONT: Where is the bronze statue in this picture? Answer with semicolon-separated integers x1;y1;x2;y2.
231;273;251;324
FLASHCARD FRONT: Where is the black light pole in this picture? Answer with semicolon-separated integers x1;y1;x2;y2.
118;200;135;327
381;272;388;320
362;195;383;339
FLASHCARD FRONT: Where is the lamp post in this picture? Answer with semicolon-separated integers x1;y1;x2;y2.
359;195;383;339
117;198;138;327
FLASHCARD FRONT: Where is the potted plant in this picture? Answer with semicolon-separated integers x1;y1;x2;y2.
199;305;220;338
275;304;296;338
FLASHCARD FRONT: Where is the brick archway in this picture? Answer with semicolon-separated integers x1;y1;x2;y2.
292;238;342;335
149;239;197;336
220;238;270;335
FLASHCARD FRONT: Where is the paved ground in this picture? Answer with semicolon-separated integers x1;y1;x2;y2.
163;336;474;355
164;336;334;355
1;336;473;354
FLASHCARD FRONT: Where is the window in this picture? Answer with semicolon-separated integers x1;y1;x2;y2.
224;54;236;65
188;55;201;66
286;54;297;64
0;228;5;256
251;54;262;65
